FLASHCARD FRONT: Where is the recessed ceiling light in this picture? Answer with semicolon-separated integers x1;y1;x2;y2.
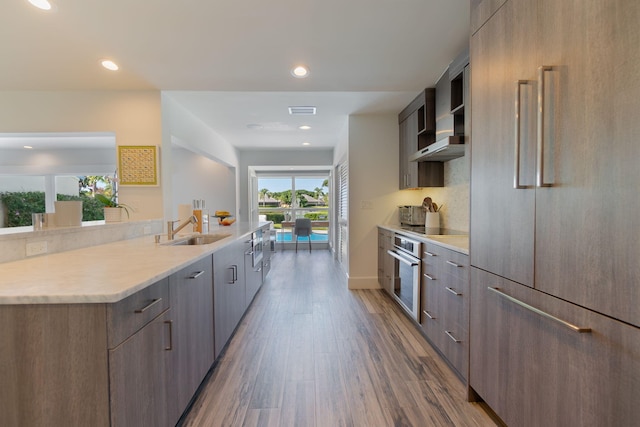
298;125;311;130
302;142;311;146
23;145;33;149
28;0;52;11
101;59;119;71
291;65;309;78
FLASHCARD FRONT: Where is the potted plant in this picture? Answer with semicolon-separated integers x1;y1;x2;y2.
95;171;133;222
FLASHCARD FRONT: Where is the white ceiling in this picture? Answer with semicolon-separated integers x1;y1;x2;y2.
2;0;470;150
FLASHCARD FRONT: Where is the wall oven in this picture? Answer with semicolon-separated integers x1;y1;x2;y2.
247;229;263;267
387;234;421;321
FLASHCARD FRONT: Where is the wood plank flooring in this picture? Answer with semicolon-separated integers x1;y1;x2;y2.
181;250;496;427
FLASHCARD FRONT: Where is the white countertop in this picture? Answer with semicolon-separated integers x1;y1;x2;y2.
0;222;269;305
378;224;469;255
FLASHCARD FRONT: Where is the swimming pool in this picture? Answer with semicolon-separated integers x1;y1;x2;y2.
275;231;328;242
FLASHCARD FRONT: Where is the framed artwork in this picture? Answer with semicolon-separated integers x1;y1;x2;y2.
117;145;159;186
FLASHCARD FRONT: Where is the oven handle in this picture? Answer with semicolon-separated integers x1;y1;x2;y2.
387;250;419;266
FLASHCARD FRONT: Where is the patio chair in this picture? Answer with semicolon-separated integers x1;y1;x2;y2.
294;218;312;253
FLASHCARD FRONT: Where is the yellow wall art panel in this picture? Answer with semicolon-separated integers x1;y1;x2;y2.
117;145;159;186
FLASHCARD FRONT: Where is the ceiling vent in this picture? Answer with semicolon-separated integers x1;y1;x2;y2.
288;106;317;115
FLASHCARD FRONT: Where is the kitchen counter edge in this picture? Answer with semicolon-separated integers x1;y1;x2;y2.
378;224;469;255
0;222;271;305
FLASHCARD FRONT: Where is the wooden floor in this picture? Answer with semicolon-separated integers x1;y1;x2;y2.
181;250;496;427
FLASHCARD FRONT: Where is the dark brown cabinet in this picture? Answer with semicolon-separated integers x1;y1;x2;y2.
419;243;469;380
469;0;640;423
169;256;214;417
398;89;443;189
213;239;246;358
109;309;173;427
377;228;393;294
470;267;640;427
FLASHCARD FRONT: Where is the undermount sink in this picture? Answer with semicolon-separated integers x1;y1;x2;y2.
165;233;231;246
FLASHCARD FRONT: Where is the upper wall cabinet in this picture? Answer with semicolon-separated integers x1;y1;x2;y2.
398;88;444;189
410;49;469;163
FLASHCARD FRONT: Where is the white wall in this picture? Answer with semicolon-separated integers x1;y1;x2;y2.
170;146;236;222
237;149;334;222
345;113;470;289
161;94;240;223
0;91;164;220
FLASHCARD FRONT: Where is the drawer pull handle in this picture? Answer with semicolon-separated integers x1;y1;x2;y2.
228;265;238;284
424;251;436;257
446;260;462;268
488;287;591;333
188;271;205;279
423;310;435;320
423;273;435;281
164;320;173;351
445;286;462;296
135;298;162;313
445;330;461;343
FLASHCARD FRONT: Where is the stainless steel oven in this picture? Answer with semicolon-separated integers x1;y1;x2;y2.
247;229;263;267
388;234;421;320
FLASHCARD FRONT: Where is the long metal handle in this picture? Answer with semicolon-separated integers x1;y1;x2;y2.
164;320;173;351
423;273;435;281
188;270;205;279
423;251;436;257
387;250;419;266
514;80;528;189
446;260;462;268
445;286;462;296
445;331;461;343
423;310;435;320
488;287;591;333
135;298;162;313
537;66;553;187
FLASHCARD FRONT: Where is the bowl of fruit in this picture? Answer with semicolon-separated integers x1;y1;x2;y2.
215;211;236;226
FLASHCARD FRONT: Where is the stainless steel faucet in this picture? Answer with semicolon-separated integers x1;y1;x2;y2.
167;215;198;240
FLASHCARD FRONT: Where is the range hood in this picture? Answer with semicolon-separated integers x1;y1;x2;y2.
411;58;466;163
410;135;465;162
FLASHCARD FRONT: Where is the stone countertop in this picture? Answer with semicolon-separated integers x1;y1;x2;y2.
378;224;469;255
0;222;270;305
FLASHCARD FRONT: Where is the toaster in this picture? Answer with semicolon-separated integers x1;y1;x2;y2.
398;205;426;226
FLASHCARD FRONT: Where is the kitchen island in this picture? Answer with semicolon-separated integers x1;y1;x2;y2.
0;221;271;427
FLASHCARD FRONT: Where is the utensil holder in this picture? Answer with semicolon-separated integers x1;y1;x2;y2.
425;212;440;233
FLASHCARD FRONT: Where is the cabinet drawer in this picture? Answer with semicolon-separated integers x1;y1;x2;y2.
440;274;468;334
427;244;468;282
439;320;468;380
470;267;640;427
420;277;443;349
107;277;170;348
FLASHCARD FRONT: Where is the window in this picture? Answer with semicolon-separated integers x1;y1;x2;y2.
256;173;329;243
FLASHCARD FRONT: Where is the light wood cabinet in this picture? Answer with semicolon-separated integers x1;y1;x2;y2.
419;243;469;380
213;239;247;358
398;89;443;189
169;255;214;418
470;267;640;427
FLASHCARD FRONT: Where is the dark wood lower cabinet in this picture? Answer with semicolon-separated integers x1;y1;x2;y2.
170;256;215;421
0;304;110;427
109;309;174;427
470;267;640;427
420;243;469;381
